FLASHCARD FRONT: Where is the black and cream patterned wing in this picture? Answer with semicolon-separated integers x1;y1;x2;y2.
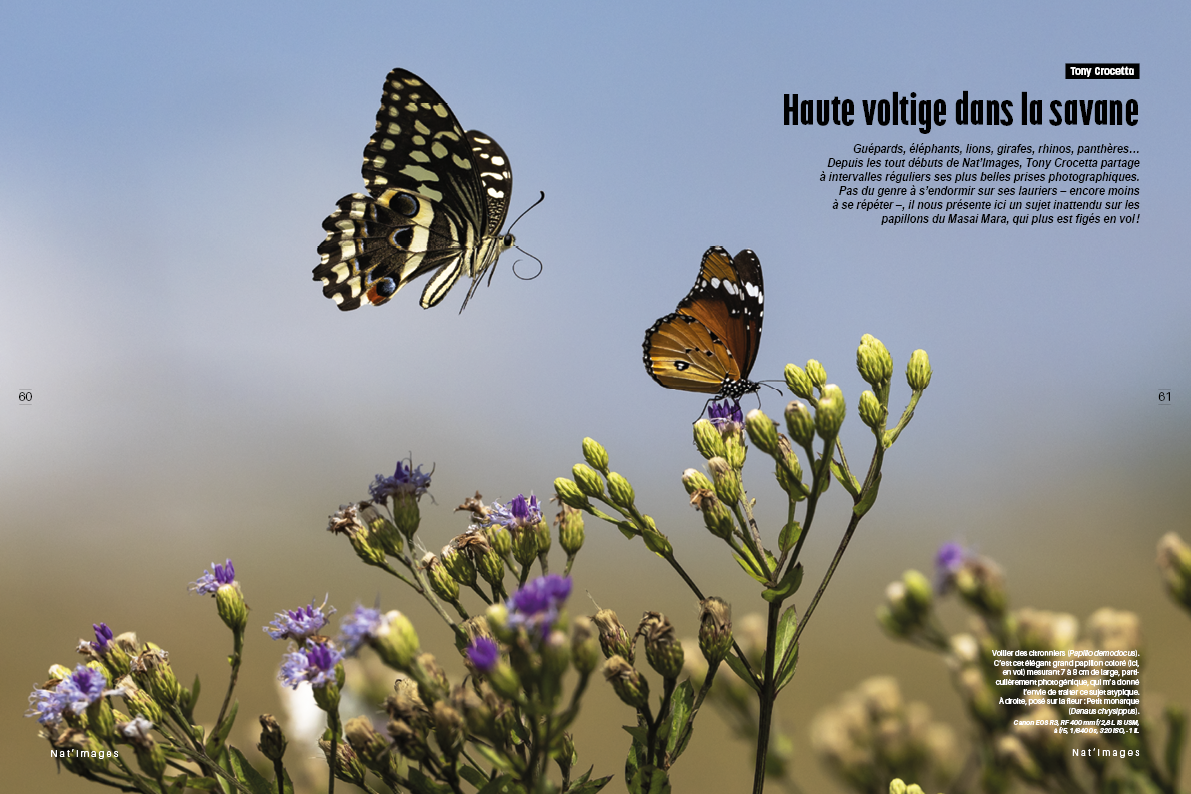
314;68;514;311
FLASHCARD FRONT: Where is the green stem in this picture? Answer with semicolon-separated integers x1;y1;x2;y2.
751;599;782;794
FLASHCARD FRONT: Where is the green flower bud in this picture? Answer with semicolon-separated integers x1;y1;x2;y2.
486;603;512;641
560;732;577;778
485;524;511;557
805;359;827;389
386;719;429;763
858;389;883;430
312;663;344;712
132;736;166;780
606;472;635;509
512;526;538;568
412;653;450;705
423;554;461;604
906;785;924;794
486;658;524;703
441;546;478;588
954;556;1007;617
1157;532;1191;608
693;419;729;460
698;597;734;666
582;437;610;475
431;702;465;755
723;425;747;470
452;684;496;741
214;582;248;634
320;736;367;786
93;636;132;681
477;548;506;589
391;494;421;540
571;616;602;675
557;505;585;556
603;656;650;711
344;715;390;773
361;503;404;557
707;457;741;505
121;684;164;725
572;463;605;497
591;608;635;662
745;409;779;455
131;649;179;707
784;401;816;449
553;477;591;510
691;488;733;541
902;569;933;613
86;697;116;743
889;779;907;794
857;334;893;386
373;610;420;672
815;385;845;442
681;468;714;493
639;612;685;681
257;714;287;763
540;629;571;705
784;363;813;398
906;349;932;391
534;517;552;558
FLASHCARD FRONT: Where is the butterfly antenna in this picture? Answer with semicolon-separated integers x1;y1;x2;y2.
511;247;544;281
756;381;784;398
507;190;545;235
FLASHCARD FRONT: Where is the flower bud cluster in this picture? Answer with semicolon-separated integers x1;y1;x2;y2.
811;677;957;794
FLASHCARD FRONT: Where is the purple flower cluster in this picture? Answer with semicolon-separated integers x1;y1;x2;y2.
264;599;335;642
485;493;542;531
466;636;500;673
278;642;344;690
337;605;386;656
707;400;744;427
507;574;572;637
370;459;432;503
934;542;968;592
26;665;117;726
90;623;114;654
190;559;236;595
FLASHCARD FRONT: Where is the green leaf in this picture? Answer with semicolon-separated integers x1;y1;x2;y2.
408;767;457;794
178;776;217;791
205;699;239;756
475;743;518;775
615;520;637;539
762;563;803;603
829;459;859;496
477;774;528;794
624;722;648;788
628;766;671;794
621;724;649;744
732;551;768;584
663;680;694;760
778;520;802;553
224;746;274;794
772;604;799;682
566;768;614;794
459;765;489;788
724;652;760;693
853;472;882;517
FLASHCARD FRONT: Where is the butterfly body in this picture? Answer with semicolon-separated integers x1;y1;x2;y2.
314;69;514;311
643;246;764;401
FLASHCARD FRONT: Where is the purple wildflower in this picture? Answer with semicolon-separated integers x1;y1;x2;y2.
27;664;118;725
264;599;335;642
370;459;432;503
337;606;386;656
278;642;343;690
485;493;543;531
91;623;114;654
466;637;500;673
191;559;236;595
507;574;572;637
934;542;968;593
707;400;743;427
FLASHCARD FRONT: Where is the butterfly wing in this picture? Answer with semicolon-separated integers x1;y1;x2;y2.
643;313;745;393
643;246;765;398
313;68;512;311
676;247;764;379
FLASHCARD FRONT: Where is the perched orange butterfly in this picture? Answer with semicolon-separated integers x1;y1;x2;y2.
642;246;764;403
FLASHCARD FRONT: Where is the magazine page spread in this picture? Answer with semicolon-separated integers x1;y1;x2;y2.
3;3;1186;793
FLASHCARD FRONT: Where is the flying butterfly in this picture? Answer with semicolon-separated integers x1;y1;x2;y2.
314;68;516;311
643;246;764;403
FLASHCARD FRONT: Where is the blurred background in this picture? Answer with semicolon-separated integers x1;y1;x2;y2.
3;1;1187;791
